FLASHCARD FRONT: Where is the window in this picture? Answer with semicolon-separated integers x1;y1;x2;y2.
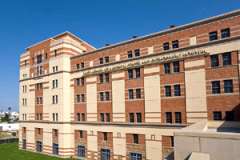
100;113;105;122
136;113;142;123
103;132;108;141
100;92;104;101
135;68;141;78
52;143;59;155
76;64;80;70
163;42;170;50
22;139;26;149
128;69;134;79
133;134;139;144
36;141;42;152
99;73;109;83
174;85;181;96
173;61;180;72
52;79;58;89
134;49;140;57
165;86;171;97
213;111;222;120
164;63;171;74
36;83;43;90
36;55;42;64
136;89;141;99
81;113;86;121
77;113;81;121
209;31;218;41
77;145;85;158
81;94;85;102
129;113;135;123
101;149;110;160
212;81;220;94
105;56;109;63
52;66;58;73
128;51;133;59
221;28;230;39
226;111;234;121
79;130;83;138
130;153;142;160
81;62;85;69
128;89;134;99
210;55;219;67
54;50;57;57
222;52;231;66
172;40;179;49
52;95;58;104
166;112;172;123
106;113;110;122
224;80;233;93
99;58;104;64
175;112;182;123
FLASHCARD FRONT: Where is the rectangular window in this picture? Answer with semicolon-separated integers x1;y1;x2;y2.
81;113;86;121
104;56;109;63
101;149;110;160
164;63;171;74
129;113;135;123
99;74;104;83
213;111;222;120
175;112;182;123
163;42;170;50
77;113;81;121
174;85;181;96
133;134;139;144
221;28;230;39
134;49;140;57
100;113;105;122
226;111;235;121
79;130;83;138
106;113;110;122
130;153;142;160
52;143;59;155
99;58;104;64
100;92;104;101
103;132;108;141
128;89;134;99
212;81;220;94
172;40;179;49
128;51;133;59
77;145;85;158
76;64;80;70
36;55;42;64
165;86;171;97
222;52;232;66
105;92;110;101
136;89;141;99
136;113;142;123
128;69;134;79
173;61;180;72
166;112;172;123
135;68;141;78
105;73;110;83
224;80;233;93
209;31;218;41
36;141;42;152
81;94;85;102
210;55;219;67
80;77;85;85
81;62;85;69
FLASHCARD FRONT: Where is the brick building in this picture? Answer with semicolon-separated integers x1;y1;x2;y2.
19;9;240;160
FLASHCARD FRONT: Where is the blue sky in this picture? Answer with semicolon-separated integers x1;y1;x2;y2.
0;0;240;111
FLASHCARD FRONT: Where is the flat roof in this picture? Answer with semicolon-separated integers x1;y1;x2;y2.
72;9;240;59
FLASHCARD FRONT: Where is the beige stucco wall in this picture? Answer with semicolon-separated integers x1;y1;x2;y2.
144;66;161;123
86;79;97;122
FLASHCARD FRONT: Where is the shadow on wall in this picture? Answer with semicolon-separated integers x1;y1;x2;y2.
217;103;240;133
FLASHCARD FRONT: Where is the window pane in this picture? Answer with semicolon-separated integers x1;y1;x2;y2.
210;55;219;67
135;68;141;78
212;81;220;94
136;113;142;123
128;69;133;79
166;112;172;123
134;49;140;57
164;63;171;74
165;86;171;97
213;111;222;120
128;89;134;99
221;28;230;39
175;112;182;123
129;113;134;123
224;80;233;93
136;89;141;99
173;61;180;72
209;31;218;41
222;52;231;66
172;40;179;49
174;85;181;96
163;42;170;50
